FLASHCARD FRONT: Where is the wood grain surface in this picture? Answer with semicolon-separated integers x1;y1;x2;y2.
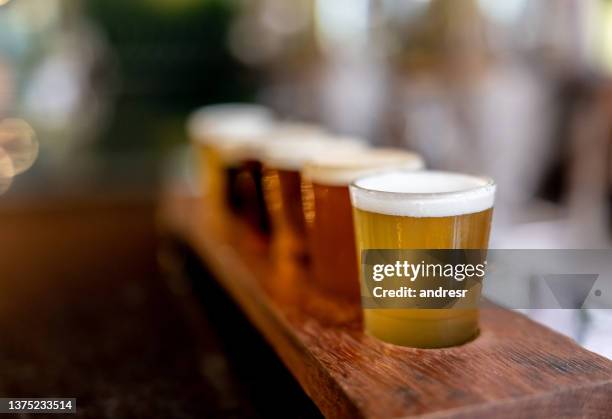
160;194;612;419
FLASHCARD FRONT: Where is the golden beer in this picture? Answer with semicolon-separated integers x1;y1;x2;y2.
263;137;365;262
187;104;273;211
350;171;495;348
302;149;424;301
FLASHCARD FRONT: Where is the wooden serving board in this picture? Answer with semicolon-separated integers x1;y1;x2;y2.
160;194;612;419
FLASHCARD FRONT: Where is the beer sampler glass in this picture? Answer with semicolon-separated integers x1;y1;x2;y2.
211;122;327;234
262;136;365;262
214;138;264;216
234;122;328;234
187;104;273;211
302;149;424;300
350;171;495;348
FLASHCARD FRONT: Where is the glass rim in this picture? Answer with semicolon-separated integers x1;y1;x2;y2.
349;170;496;199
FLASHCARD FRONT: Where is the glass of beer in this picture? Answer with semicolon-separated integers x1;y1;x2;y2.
187;104;273;211
233;122;328;235
262;136;365;262
302;149;424;301
350;171;495;348
214;139;264;216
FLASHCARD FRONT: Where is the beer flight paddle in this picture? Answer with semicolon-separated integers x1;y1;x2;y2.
161;192;612;419
183;104;612;417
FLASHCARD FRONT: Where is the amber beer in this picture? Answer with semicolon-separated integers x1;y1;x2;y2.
187;104;273;211
350;171;495;348
302;149;424;300
263;137;365;262
235;123;328;234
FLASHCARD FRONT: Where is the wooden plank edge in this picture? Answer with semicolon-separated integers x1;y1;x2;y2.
188;230;364;419
419;379;612;419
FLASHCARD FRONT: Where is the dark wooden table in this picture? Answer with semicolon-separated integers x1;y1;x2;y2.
0;195;319;418
160;193;612;419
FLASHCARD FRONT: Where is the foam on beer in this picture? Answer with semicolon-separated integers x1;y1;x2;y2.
187;104;273;144
303;148;424;186
268;122;327;139
216;122;330;165
350;171;495;217
263;136;367;171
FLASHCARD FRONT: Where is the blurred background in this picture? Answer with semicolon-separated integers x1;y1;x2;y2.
3;0;612;240
1;0;611;416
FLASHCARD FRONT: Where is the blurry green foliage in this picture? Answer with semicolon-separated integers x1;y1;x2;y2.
85;0;258;151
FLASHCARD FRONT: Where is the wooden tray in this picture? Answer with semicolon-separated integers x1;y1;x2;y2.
160;194;612;418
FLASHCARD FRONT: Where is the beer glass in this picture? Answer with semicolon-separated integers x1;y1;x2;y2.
350;171;495;348
262;137;365;262
302;149;424;301
233;122;328;235
187;104;273;211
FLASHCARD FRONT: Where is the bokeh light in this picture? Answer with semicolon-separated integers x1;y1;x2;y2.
0;147;14;195
0;118;38;175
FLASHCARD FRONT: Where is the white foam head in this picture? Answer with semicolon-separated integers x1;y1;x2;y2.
262;135;367;171
268;121;327;139
303;148;424;186
215;121;329;165
187;103;273;144
350;170;495;217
